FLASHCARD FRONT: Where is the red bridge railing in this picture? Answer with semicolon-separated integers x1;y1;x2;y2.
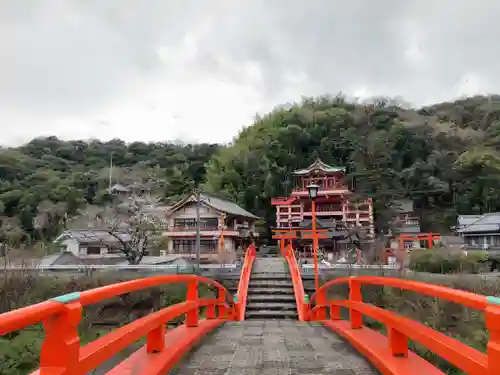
235;243;256;320
283;243;307;320
0;275;237;375
282;243;500;375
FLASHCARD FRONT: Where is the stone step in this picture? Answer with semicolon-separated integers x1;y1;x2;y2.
249;273;290;280
247;294;296;302
247;287;294;295
245;310;298;319
246;302;297;311
249;280;293;287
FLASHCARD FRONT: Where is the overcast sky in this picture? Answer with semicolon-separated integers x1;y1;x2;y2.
1;0;499;146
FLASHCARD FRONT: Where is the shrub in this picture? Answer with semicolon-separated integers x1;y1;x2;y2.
0;271;218;375
409;248;488;274
324;271;500;375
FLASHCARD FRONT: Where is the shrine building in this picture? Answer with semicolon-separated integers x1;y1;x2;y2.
271;158;375;259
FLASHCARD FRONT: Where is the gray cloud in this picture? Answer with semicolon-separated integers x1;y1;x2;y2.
1;0;500;145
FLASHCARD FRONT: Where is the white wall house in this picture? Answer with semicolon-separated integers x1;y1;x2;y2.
53;230;131;257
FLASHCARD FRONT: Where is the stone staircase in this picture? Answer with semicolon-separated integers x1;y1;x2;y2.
245;257;298;320
258;245;280;258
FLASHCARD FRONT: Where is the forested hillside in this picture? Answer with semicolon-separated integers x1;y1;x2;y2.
2;94;500;249
204;94;500;235
0;138;219;247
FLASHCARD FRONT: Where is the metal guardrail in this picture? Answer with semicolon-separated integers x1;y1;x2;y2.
301;264;399;273
2;264;241;272
302;263;399;270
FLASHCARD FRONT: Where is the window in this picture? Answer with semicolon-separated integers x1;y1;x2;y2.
172;239;218;253
174;219;197;228
201;218;218;229
174;218;219;230
86;246;101;255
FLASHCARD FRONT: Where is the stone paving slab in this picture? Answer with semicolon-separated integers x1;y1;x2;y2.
253;258;288;274
171;321;379;375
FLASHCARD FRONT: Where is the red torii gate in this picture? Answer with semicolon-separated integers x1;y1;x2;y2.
272;227;329;293
380;232;442;268
398;232;441;249
272;229;297;256
300;229;329;292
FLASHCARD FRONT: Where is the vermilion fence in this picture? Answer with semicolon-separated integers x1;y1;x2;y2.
1;274;237;375
283;241;500;375
282;243;307;320
0;259;254;375
235;243;256;320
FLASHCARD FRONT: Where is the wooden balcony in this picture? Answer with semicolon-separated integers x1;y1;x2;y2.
165;227;240;237
291;188;350;197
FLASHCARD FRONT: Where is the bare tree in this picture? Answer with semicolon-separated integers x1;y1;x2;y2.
104;200;164;264
69;197;164;264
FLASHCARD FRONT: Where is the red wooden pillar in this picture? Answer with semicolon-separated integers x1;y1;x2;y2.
349;279;363;329
485;303;500;374
186;279;199;327
311;200;319;293
40;302;82;373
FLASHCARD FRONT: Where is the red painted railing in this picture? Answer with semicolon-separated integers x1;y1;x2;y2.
271;196;297;205
0;275;238;375
307;276;500;375
283;243;307;320
282;243;500;374
235;243;257;320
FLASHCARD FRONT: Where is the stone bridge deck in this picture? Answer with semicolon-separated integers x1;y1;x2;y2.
172;320;378;375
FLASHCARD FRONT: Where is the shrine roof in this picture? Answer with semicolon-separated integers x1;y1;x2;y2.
293;158;345;175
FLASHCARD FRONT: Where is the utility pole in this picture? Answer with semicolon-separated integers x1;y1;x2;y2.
108;152;114;191
195;189;201;273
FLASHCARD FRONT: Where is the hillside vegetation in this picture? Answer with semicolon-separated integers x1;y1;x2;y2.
0;139;219;248
205;95;500;236
2;94;500;249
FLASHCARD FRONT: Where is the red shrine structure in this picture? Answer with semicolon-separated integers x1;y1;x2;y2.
271;158;375;258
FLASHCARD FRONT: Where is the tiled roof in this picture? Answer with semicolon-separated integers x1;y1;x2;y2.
54;229;131;245
391;199;414;213
293;158;345;175
110;184;130;192
455;213;500;233
169;191;260;220
200;192;260;219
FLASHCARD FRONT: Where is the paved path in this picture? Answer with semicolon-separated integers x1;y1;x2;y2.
172;320;378;374
252;257;288;274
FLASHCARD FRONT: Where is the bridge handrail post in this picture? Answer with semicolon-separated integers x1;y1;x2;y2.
316;288;327;320
39;301;82;375
217;287;227;319
486;303;500;374
388;325;408;357
147;324;166;353
348;279;363;329
186;279;199;327
329;303;341;320
302;295;310;321
206;301;216;319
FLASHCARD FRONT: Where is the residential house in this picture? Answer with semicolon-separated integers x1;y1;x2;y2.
108;183;149;197
53;229;131;257
163;191;260;260
454;213;500;250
